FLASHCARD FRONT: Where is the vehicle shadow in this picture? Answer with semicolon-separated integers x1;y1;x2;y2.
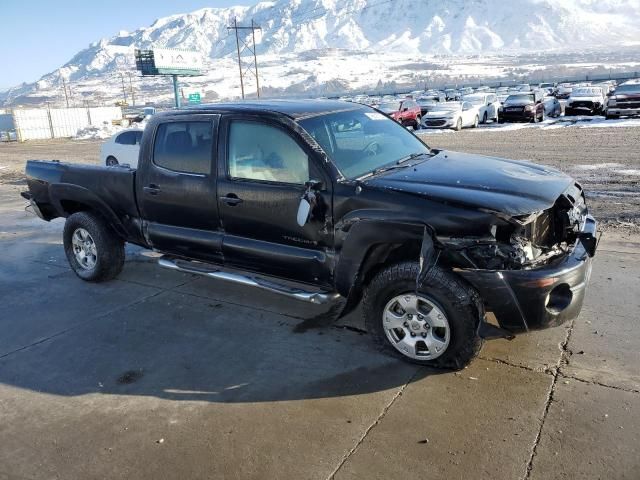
0;266;446;404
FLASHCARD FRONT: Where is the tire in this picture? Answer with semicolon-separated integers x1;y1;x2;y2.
540;109;545;122
454;117;462;131
363;262;483;369
606;114;618;120
482;112;488;124
414;116;421;130
472;116;479;128
498;117;506;124
63;211;125;282
106;156;119;166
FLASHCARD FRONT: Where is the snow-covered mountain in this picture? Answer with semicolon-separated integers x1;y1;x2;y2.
3;0;640;106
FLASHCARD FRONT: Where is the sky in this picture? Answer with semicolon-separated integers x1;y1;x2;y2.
0;0;254;89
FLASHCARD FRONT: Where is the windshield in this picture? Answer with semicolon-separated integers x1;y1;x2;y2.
572;88;602;96
463;95;484;105
299;108;431;180
378;102;400;113
433;103;461;111
615;84;640;94
505;94;534;103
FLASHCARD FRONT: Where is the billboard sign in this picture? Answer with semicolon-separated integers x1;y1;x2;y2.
152;48;203;74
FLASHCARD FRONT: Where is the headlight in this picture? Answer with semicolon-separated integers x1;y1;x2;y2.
525;105;534;111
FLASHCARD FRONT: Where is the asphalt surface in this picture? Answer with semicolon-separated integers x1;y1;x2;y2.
1;133;639;479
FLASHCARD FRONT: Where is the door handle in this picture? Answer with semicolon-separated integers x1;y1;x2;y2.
220;194;243;206
144;184;161;195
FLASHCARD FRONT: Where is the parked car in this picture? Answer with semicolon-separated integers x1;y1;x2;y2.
462;93;500;123
605;80;640;119
101;129;143;167
22;100;597;368
420;91;446;103
565;87;607;116
416;98;438;116
538;83;556;95
515;84;532;92
422;101;479;130
444;89;460;101
556;83;573;99
543;96;562;118
378;99;422;129
499;91;545;123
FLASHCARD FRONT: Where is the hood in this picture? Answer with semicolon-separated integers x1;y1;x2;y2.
364;150;573;216
503;100;534;107
425;108;459;117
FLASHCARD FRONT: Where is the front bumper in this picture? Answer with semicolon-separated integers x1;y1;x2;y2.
501;109;535;121
423;117;456;128
458;215;597;331
607;108;640;117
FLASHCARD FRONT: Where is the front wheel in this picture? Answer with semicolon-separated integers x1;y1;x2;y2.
363;262;483;369
63;211;125;282
414;116;421;130
454;117;462;131
472;116;479;128
482;112;488;124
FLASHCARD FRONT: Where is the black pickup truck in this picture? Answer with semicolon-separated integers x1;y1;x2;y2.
23;100;597;368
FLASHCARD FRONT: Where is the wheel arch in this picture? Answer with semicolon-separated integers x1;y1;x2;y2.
334;219;430;317
49;183;128;238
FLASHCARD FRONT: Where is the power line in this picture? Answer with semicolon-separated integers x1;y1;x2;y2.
227;17;262;98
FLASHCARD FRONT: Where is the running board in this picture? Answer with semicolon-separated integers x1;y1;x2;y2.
158;257;341;305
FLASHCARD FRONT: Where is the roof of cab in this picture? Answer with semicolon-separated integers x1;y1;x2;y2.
159;99;365;120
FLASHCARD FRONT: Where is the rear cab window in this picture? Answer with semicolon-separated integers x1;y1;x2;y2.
153;121;213;175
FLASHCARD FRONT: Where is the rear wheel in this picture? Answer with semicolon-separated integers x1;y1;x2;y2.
63;211;125;282
363;262;483;369
106;156;119;166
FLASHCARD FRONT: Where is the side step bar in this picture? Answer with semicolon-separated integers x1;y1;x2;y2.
158;257;341;305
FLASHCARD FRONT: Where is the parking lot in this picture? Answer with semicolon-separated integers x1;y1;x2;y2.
1;128;639;479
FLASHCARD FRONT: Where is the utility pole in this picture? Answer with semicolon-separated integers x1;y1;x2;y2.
118;73;128;104
227;17;262;99
126;72;136;107
61;77;69;108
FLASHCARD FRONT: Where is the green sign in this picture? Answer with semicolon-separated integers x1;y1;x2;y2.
188;93;201;104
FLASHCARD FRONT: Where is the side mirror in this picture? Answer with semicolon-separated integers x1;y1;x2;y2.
297;179;323;227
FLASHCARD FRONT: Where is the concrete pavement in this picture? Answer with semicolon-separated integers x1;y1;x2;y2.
0;183;638;479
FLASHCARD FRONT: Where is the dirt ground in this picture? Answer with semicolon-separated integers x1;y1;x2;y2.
418;126;640;233
1;125;639;232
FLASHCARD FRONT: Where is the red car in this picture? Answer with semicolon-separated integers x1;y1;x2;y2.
378;98;422;129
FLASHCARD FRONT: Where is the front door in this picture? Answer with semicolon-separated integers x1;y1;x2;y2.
136;114;223;262
216;116;333;286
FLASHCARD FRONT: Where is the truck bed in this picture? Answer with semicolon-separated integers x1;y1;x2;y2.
25;160;139;223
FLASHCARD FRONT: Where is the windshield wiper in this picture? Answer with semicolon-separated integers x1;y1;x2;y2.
356;152;433;181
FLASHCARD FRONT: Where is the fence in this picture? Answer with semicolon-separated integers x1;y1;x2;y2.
10;106;122;141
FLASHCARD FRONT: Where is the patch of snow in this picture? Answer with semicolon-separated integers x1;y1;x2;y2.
73;122;125;140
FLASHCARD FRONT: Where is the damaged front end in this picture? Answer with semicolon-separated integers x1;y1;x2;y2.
438;184;597;332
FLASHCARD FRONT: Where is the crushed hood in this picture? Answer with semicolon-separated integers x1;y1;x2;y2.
365;150;574;216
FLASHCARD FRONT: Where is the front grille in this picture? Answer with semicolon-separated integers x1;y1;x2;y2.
570;101;595;108
425;119;447;126
618;101;640;109
530;209;555;247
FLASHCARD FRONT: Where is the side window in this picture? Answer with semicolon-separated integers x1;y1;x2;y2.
116;131;136;145
228;121;309;184
135;131;143;145
153;121;212;175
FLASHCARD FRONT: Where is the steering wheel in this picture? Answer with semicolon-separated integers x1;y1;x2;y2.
364;141;381;157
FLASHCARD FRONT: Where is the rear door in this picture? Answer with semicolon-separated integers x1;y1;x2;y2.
216;115;333;286
136;114;223;262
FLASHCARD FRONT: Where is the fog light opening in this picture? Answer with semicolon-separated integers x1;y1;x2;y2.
546;283;573;314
